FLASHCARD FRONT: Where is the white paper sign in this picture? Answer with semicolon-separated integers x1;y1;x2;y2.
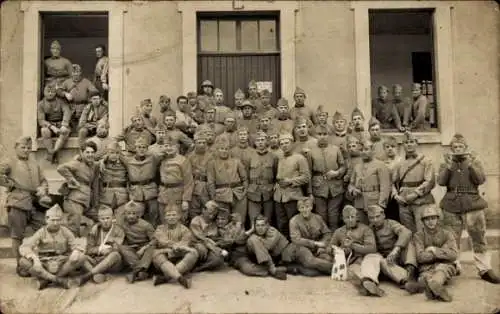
256;81;273;94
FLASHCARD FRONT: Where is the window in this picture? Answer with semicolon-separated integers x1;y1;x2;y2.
369;9;438;132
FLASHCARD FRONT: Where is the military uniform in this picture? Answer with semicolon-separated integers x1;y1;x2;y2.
290;87;316;124
98;148;129;221
347;107;369;142
44;41;72;86
116;123;154;154
409;84;430;130
186;140;212;220
367;117;388;161
78;101;109;144
58;73;98;124
329;111;349;157
230;143;253;168
94;55;109;97
372;94;403;130
38;93;72;160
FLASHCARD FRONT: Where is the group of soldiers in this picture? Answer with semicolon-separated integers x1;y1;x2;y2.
1;73;499;302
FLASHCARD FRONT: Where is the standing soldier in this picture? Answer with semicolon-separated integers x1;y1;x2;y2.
38;83;72;163
207;136;248;226
289;198;333;276
202;106;225;136
175;95;198;136
290;87;316;124
233;88;246;114
217;112;239;148
275;98;295;135
161;110;194;155
367;117;386;161
347;107;368;142
57;141;99;237
44;40;72;87
274;133;311;238
77;205;124;285
371;85;404;131
78;91;109;146
158;95;172;120
0;137;51;276
148;127;168;158
186;131;212;221
310;125;346;230
230;127;253;168
152;207;199;288
247;132;278;224
392;132;435;232
343;135;363;189
93;45;109;100
392;84;411;129
438;134;500;284
158;136;194;225
121;137;160;227
237;100;258;135
347;140;391;224
188;92;205;125
258;89;277;119
115;115;154;155
118;201;156;284
198;79;215;109
98;142;129;223
315;106;333;135
293;117;317;155
268;131;283;159
408;83;429;131
247;80;262;113
137;99;158;139
214;88;232;125
383;136;402;174
18;204;86;290
57;64;99;127
330;111;349;158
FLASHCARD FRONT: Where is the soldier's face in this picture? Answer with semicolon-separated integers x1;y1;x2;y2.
188;97;197;107
242;106;253;118
217;146;230;159
214;92;224;104
46;216;62;231
379;89;389;100
216;215;229;228
203;207;218;221
352;115;363;127
156;131;166;142
125;209;139;224
249;86;258;97
295;123;308;137
255;136;267;150
404;139;418;154
423;216;439;229
164;116;176;128
107;150;120;162
334;119;347;132
261;95;271;106
82;147;96;163
255;219;269;236
44;87;57;100
72;69;82;81
224;118;236;130
269;134;279;147
393;87;403;99
259;117;271;129
238;131;249;143
368;211;385;228
369;125;381;140
205;110;215;122
205;132;215;144
451;142;467;154
343;212;357;228
141;103;153;114
298;203;313;219
384;144;396;157
135;143;148;157
235;95;245;106
132;117;143;129
97;125;109;137
361;145;374;161
318;114;328;125
15;143;31;159
412;87;422;98
91;96;101;106
50;45;61;57
203;86;213;95
316;131;329;144
194;138;207;151
164;143;177;156
279;138;292;153
165;210;179;226
98;213;113;230
277;105;289;116
178;98;188;111
96;47;104;58
294;93;305;105
347;142;360;155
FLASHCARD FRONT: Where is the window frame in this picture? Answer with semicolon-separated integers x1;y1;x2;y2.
352;1;455;144
20;1;127;150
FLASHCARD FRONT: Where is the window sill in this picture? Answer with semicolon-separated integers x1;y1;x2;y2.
383;131;441;144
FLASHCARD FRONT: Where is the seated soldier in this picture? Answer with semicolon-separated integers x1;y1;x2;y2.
77;205;124;285
18;204;86;290
328;205;381;296
408;205;458;302
366;205;418;292
117;201;156;283
152;206;199;288
190;201;226;272
289;198;333;277
78;91;109;146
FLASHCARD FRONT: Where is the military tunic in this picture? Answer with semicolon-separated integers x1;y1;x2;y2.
44;56;72;86
190;215;225;271
118;218;156;272
372;99;403;130
290;105;316;124
58;78;99;121
410;95;429;130
186;150;212;219
158;154;194;211
98;158;129;215
78;103;109;132
247;150;278;223
37;98;72;130
86;223;125;272
116;127;154;153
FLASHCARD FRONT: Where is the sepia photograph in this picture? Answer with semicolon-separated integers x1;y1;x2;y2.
0;0;499;313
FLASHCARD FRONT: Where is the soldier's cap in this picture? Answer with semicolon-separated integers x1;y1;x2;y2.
159;95;171;103
134;136;149;147
164;204;181;214
278;132;294;142
412;83;422;90
213;88;223;95
403;131;418;143
214;134;231;148
234;88;245;98
378;85;389;93
366;205;385;216
297;197;313;208
163;109;177;118
97;205;114;217
39;195;53;209
193;131;206;141
141;98;152;106
293;86;306;97
260;89;271;97
342;205;357;216
89;89;101;98
124;201;145;213
368;116;381;129
449;133;467;147
236;126;249;134
277;98;289;107
46;204;64;219
421;205;440;220
154;125;167;134
360;139;374;149
44;83;57;91
332;111;347;122
254;214;268;224
130;114;142;122
201;80;214;88
205;106;216;113
392;84;403;91
346;135;361;144
224;111;237;121
198;124;215;135
248;80;258;88
205;200;219;212
294;116;309;127
50;40;61;49
15;136;32;147
106;141;121;152
383;136;398;146
258;114;272;121
254;131;268;140
98;119;110;129
71;64;82;72
187;91;197;98
240;100;256;109
351;107;365;120
216;208;230;219
316;105;328;116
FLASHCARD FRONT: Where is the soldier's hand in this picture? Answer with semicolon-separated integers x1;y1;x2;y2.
60;126;70;134
102;83;109;90
343;247;353;256
314;241;326;249
317;247;327;255
65;92;73;101
68;178;80;189
50;125;60;134
221;249;229;258
100;246;113;256
425;246;437;254
386;248;400;264
182;201;189;212
32;258;42;270
394;194;407;205
405;193;418;203
326;170;338;180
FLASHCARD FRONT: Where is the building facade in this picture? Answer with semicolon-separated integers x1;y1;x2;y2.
0;1;498;224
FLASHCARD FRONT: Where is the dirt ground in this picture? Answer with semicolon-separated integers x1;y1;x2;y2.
0;257;499;314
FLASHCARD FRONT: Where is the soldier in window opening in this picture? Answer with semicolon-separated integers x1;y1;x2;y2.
161;110;194;155
365;205;419;294
258;89;278;119
202;106;225;136
76;205;124;286
18;204;86;290
120;137;160;227
289;197;333;276
186;131;213;222
207;135;248;226
44;40;72;88
98;142;129;224
37;83;72;163
78;91;109;146
246;132;278;225
158;136;194;226
175;95;198;136
57;64;99;129
372;85;405;132
367;116;386;161
392;84;411;129
315;106;333;135
117;201;156;284
115;115;154;155
138;99;158;140
408;83;430;131
94;44;109;101
230;127;253;170
0;136;51;276
392;131;435;233
213;88;231;125
151;206;198;288
438;134;500;284
330;111;349;158
237;100;258;135
347;139;391;225
290;87;316;125
273;133;311;239
310;125;346;231
88;120;113;161
198;79;216;110
217;112;239;149
275;98;295;135
188;91;205;125
57;141;99;237
347;107;368;142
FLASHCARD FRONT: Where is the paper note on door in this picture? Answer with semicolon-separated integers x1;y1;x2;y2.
256;81;273;94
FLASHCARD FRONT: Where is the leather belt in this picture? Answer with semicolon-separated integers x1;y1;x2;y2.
362;186;379;192
401;181;422;188
453;187;479;194
249;180;273;185
103;181;127;188
216;182;241;189
193;174;207;181
130;179;154;186
161;182;184;188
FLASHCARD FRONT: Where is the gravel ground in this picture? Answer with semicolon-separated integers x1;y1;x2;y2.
0;255;499;314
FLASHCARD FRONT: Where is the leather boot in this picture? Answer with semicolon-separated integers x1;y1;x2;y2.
481;270;500;284
76;272;93;286
362;278;386;297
